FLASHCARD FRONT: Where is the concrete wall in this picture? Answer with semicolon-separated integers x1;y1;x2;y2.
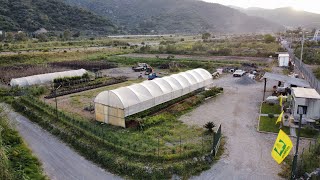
95;103;126;128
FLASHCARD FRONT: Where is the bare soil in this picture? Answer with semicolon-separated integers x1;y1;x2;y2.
119;53;274;63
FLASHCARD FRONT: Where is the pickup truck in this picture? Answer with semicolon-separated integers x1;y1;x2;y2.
233;70;246;77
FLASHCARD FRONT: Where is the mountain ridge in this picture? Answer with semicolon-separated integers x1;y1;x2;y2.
0;0;117;33
63;0;284;34
229;6;320;28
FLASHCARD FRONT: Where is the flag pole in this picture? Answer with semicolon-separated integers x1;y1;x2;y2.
290;105;306;179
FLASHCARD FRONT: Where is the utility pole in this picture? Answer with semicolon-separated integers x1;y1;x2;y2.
300;31;304;64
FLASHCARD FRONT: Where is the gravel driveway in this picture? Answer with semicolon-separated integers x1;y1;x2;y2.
1;103;121;180
180;75;282;180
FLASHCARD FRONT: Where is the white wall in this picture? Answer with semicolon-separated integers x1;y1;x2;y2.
293;97;320;121
278;56;289;67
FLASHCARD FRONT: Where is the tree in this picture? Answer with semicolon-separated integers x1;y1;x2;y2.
5;32;14;42
264;34;276;43
72;31;81;38
0;32;4;41
202;32;211;40
63;30;71;41
14;32;28;41
204;121;215;133
37;33;48;42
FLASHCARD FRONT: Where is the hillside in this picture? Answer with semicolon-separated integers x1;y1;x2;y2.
238;7;320;28
63;0;284;34
0;0;117;33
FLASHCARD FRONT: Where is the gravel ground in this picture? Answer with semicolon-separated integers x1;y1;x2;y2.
0;103;121;180
180;75;310;180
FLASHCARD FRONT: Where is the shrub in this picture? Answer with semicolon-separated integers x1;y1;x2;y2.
268;114;275;119
204;122;215;133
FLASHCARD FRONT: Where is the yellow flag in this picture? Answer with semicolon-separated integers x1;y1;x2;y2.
276;111;284;124
279;95;283;106
271;130;293;164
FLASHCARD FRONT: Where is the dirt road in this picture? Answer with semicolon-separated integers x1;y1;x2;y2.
119;53;273;63
1;103;121;180
180;75;300;180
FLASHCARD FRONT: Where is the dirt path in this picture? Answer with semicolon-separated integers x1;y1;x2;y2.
0;46;115;56
119;53;273;63
180;75;283;180
1;103;122;180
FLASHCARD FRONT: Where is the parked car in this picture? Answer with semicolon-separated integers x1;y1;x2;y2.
233;70;246;77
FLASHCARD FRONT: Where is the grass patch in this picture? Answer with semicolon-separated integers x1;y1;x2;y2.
0;48;129;66
109;56;242;72
261;102;281;114
259;116;290;134
0;108;47;180
298;127;319;138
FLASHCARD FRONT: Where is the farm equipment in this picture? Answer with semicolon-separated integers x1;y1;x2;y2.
132;63;149;72
212;72;220;79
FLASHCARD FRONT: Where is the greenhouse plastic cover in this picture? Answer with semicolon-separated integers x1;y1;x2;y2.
95;68;212;117
10;69;87;87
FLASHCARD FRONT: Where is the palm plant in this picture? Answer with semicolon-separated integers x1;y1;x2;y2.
204;121;215;133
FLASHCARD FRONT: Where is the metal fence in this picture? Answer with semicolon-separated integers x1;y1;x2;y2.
293;57;320;93
212;124;222;157
286;45;320;93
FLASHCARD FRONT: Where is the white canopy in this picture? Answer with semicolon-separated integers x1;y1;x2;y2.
95;68;212;117
10;69;87;87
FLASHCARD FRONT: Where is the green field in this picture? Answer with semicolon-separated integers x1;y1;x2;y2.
261;103;281;114
259;116;290;134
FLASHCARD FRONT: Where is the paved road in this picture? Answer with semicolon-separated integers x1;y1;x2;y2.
1;103;121;180
180;75;282;180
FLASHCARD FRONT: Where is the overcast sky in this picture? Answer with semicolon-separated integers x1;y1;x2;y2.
202;0;320;14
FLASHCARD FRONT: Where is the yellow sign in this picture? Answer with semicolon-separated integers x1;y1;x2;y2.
276;111;284;124
271;129;293;164
279;95;283;106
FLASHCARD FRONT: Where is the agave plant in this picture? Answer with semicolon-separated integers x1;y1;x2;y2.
204;121;215;133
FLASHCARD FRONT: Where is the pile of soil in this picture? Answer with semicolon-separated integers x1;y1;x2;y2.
236;75;256;85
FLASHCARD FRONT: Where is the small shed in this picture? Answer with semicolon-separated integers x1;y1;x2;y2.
278;53;290;67
291;87;320;123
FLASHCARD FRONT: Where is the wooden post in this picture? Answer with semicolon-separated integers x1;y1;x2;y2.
263;78;267;101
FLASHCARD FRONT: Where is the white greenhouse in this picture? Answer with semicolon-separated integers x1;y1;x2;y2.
94;68;213;127
10;69;87;87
